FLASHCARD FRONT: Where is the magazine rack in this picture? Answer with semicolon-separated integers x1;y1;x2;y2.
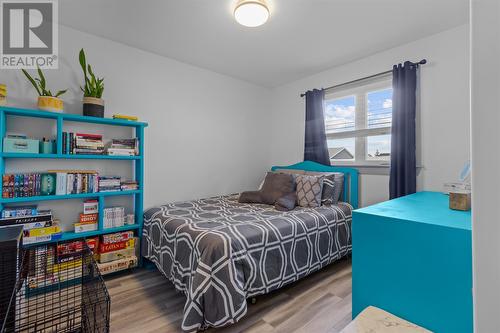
1;234;110;333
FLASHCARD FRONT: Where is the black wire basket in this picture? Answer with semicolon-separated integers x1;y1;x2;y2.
1;242;110;333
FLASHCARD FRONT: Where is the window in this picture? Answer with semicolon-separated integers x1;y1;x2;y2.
324;75;392;166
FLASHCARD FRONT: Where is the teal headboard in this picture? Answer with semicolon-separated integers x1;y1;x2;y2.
271;160;359;209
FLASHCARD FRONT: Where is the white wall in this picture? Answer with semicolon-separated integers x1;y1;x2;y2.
0;23;471;226
0;25;272;225
269;25;470;207
471;0;500;331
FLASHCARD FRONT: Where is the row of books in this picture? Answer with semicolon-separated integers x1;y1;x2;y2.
103;207;125;229
120;180;138;191
57;231;137;267
2;171;139;198
53;170;99;195
99;176;121;192
27;238;99;291
27;231;138;292
96;231;138;275
0;206;63;244
61;132;139;156
2;173;55;198
62;132;104;155
107;138;138;156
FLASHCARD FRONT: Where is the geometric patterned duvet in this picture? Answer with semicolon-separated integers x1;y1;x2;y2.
142;194;352;332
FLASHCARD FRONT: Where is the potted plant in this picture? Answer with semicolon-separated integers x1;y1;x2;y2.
21;67;67;112
79;49;104;117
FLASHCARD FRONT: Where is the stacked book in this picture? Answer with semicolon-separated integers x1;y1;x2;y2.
56;238;99;263
106;138;138;156
27;239;98;292
74;200;99;233
120;180;138;191
62;132;104;155
2;173;56;198
49;170;99;195
0;206;62;244
103;207;125;229
98;176;121;192
112;114;139;121
96;231;138;274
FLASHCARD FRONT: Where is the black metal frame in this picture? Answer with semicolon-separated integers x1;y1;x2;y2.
0;242;110;333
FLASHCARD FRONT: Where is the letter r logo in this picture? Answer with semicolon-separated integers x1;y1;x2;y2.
2;1;53;54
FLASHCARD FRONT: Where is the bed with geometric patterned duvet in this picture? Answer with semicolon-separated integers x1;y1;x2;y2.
141;161;359;332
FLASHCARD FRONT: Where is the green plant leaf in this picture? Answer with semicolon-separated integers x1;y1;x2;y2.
79;49;87;77
37;66;46;91
55;89;67;97
21;69;42;96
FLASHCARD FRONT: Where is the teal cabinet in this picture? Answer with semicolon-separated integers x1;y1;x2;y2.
352;191;472;333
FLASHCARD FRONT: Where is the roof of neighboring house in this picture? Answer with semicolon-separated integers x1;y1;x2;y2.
329;147;354;160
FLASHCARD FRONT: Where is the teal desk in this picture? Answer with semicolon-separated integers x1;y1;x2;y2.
352;191;472;333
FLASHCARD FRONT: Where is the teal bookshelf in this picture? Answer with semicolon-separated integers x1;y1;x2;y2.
0;106;148;248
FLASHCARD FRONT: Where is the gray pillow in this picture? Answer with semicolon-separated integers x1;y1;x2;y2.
305;171;344;204
274;192;297;211
258;169;304;190
295;174;324;208
238;191;263;204
260;172;295;205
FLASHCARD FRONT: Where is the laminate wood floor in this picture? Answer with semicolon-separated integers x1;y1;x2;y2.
105;257;352;333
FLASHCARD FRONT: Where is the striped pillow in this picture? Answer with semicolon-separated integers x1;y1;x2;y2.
321;174;336;205
305;171;344;204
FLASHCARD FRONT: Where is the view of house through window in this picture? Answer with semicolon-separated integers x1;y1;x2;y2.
324;77;392;165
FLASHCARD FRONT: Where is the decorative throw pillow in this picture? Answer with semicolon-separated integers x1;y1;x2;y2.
274;192;297;211
320;174;336;205
259;169;304;190
238;191;263;204
295;174;324;208
305;171;344;204
259;172;295;205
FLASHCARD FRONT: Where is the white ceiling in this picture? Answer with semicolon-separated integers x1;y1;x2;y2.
60;0;468;87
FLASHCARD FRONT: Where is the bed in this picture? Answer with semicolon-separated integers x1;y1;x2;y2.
141;161;359;332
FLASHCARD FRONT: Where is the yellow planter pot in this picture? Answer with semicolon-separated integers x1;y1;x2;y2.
38;96;63;113
0;84;6;106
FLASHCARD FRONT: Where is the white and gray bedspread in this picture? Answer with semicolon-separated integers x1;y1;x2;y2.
142;194;352;332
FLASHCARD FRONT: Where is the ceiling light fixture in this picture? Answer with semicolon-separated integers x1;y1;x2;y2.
234;0;270;27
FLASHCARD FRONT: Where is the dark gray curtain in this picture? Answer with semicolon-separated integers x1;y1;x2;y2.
304;89;330;165
389;61;417;199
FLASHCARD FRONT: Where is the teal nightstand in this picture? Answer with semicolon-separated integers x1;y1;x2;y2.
352;191;472;333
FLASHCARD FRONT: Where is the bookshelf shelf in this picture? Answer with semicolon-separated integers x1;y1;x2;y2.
0;106;147;254
1;152;141;160
1;106;147;127
0;189;141;203
24;224;142;247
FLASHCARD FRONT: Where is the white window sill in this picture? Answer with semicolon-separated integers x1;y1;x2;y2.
331;163;424;175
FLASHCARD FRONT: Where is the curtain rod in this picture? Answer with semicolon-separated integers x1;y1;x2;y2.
300;59;427;97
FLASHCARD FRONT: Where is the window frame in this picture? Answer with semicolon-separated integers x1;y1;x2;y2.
324;76;392;167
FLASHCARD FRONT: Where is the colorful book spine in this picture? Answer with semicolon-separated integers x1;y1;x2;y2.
74;222;98;233
79;213;98;223
62;132;67;154
98;248;135;263
23;233;62;245
98;238;135;254
101;231;134;244
0;213;52;226
97;256;137;275
26;225;61;237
